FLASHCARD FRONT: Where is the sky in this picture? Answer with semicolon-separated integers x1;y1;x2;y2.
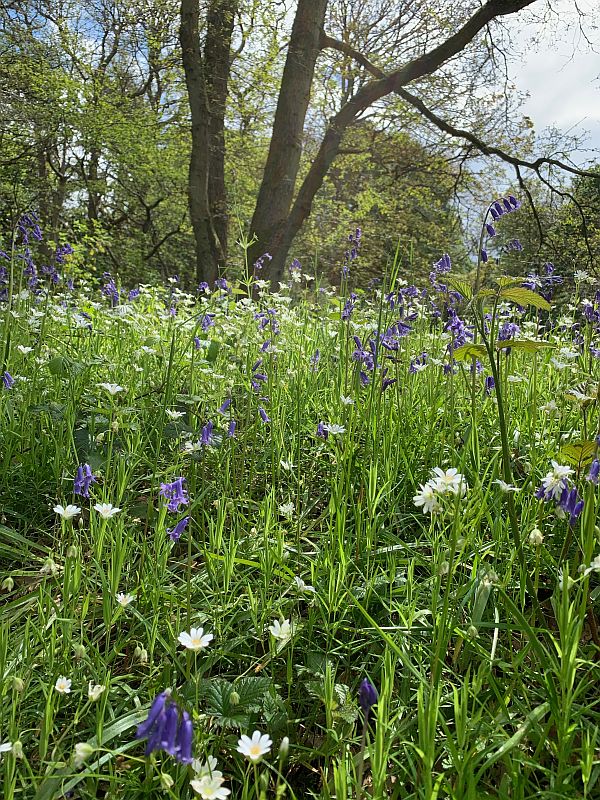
509;0;600;163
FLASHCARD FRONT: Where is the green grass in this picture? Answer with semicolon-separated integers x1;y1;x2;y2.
1;265;600;799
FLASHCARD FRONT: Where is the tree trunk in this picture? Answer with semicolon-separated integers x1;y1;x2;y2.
247;0;328;271
180;0;223;285
204;0;237;260
266;0;536;280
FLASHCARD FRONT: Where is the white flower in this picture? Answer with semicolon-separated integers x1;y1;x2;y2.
584;554;600;576
73;742;94;767
540;461;574;501
279;459;295;471
293;576;316;594
558;569;574;591
541;400;558;414
192;756;218;778
236;730;273;761
324;423;346;435
55;676;72;694
430;467;467;496
413;482;440;515
268;619;292;642
116;592;135;607
574;270;589;283
97;383;125;395
178;627;214;651
53;504;81;520
88;682;106;702
17;345;34;354
528;528;544;546
166;409;185;420
0;741;12;756
279;502;294;519
493;479;519;493
94;503;121;519
340;395;354;405
191;775;230;799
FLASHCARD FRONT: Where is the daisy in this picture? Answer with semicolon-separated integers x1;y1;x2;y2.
412;482;440;515
53;504;81;520
116;592;135;607
324;424;346;435
97;382;125;395
268;619;292;642
166;409;185;420
191;775;230;799
17;345;34;354
540;461;574;501
493;479;519;493
55;676;72;694
430;467;467;496
178;627;214;651
0;741;12;756
192;755;218;778
88;682;106;701
293;576;316;594
236;730;272;761
94;503;121;519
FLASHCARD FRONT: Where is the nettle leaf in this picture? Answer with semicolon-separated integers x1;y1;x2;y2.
234;677;271;710
445;275;473;299
452;344;488;362
499;287;551;311
47;355;85;378
495;339;555;353
202;678;250;729
558;440;597;468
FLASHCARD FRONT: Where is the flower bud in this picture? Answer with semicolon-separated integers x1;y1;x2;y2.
73;742;94;767
73;643;87;660
2;576;14;591
12;677;24;693
528;528;543;546
278;736;289;761
66;544;78;559
229;691;240;706
11;740;23;759
160;772;174;790
466;625;479;640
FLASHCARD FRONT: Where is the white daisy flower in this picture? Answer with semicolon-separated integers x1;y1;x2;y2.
268;619;292;642
17;345;34;354
94;503;121;519
97;383;125;395
0;741;13;756
88;682;106;702
413;482;440;515
493;479;519;493
540;461;574;501
340;395;354;405
236;730;273;761
55;676;72;694
430;467;467;496
166;409;185;420
178;627;214;651
279;502;294;519
190;775;230;799
53;504;81;520
293;576;316;594
192;755;218;778
116;592;135;607
324;423;346;435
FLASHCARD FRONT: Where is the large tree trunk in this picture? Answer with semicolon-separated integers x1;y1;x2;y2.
265;0;536;281
180;0;223;285
247;0;328;271
204;0;237;260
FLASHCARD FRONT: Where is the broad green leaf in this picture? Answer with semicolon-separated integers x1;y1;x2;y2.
495;339;555;353
451;344;488;362
500;287;551;311
445;275;473;299
206;340;220;363
558;440;597;468
494;276;525;288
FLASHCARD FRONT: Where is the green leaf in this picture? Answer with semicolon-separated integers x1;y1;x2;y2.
451;344;488;362
499;287;551;311
494;276;525;288
206;340;220;363
558;440;597;468
495;339;555;353
445;276;473;299
47;356;85;378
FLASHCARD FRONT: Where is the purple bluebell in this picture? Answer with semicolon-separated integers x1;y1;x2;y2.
227;420;236;437
201;313;215;332
159;477;189;513
316;421;328;440
136;691;193;764
358;678;378;718
2;371;14;389
258;407;270;423
198;281;209;294
587;459;600;485
481;249;488;263
200;421;213;446
101;272;119;307
484;375;495;396
74;464;97;498
167;516;190;542
253;252;272;273
128;288;140;301
485;223;496;237
559;486;584;524
498;322;520;341
310;349;320;369
219;398;232;414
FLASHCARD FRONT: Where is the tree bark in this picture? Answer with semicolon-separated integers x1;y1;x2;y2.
180;0;223;285
265;0;537;280
247;0;328;271
204;0;237;260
